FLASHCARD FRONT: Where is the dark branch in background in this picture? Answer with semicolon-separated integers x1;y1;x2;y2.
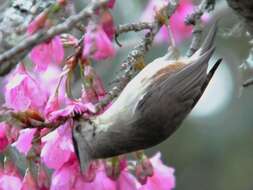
186;0;216;57
0;0;108;76
243;78;253;87
226;0;253;87
242;41;253;87
226;0;253;35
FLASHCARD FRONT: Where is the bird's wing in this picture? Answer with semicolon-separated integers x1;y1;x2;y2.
136;48;220;118
136;20;219;115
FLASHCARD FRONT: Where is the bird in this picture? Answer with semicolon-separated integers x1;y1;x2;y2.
72;23;222;172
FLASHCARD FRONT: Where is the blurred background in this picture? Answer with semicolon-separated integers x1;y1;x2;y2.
1;0;253;189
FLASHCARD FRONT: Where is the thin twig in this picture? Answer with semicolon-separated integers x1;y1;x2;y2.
1;0;180;129
95;0;180;111
116;22;154;35
185;0;216;57
0;0;109;76
243;78;253;87
115;22;154;47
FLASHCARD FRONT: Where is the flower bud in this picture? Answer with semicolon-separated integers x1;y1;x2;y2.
135;158;154;185
82;25;115;61
27;12;48;35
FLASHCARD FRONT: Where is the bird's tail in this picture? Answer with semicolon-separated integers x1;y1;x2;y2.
192;58;222;107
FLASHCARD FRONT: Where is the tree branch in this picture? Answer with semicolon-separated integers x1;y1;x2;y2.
0;0;55;75
0;0;108;76
95;0;180;111
186;0;216;57
226;0;253;35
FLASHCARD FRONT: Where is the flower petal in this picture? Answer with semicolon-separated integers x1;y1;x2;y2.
41;122;73;169
30;43;52;72
139;152;176;190
0;175;22;190
12;128;37;155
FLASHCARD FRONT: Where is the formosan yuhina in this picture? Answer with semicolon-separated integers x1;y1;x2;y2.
73;23;222;172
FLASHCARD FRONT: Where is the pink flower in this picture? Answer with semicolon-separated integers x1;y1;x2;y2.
135;158;153;185
46;66;106;121
168;0;194;43
92;0;116;9
141;0;209;44
0;175;22;190
83;26;115;61
51;160;100;190
21;169;38;190
5;64;47;112
82;168;117;190
116;170;138;190
100;10;116;40
107;0;116;8
27;7;64;72
138;152;175;190
12;128;37;156
0;123;9;152
44;94;60;118
38;66;65;98
48;100;96;122
105;158;138;190
29;36;64;72
27;12;48;35
51;162;76;190
51;160;99;190
41;121;74;170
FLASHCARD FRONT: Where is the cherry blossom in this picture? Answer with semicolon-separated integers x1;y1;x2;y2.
100;10;116;40
29;36;64;72
138;153;176;190
4;64;47;112
50;161;77;190
41;121;74;170
141;0;209;44
0;175;22;190
27;12;64;72
83;25;116;61
0;123;9;152
12;128;37;156
116;165;138;190
107;0;116;9
27;12;48;35
0;1;178;189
